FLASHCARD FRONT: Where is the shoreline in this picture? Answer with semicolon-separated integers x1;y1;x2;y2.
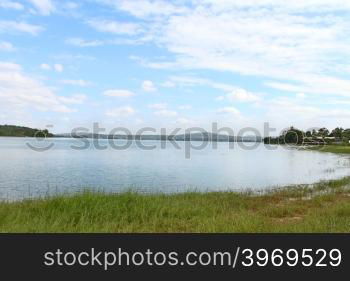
0;177;349;233
303;145;350;154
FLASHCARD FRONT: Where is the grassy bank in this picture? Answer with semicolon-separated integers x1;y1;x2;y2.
306;145;350;154
0;177;350;233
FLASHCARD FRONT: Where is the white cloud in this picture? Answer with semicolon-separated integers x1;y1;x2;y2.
27;0;55;15
322;109;350;119
0;61;80;113
167;75;263;104
0;20;44;35
0;61;21;71
149;103;167;110
176;117;193;125
217;107;240;115
64;2;79;10
0;41;15;51
99;0;189;18
66;37;145;48
61;79;92;87
178;104;192;110
201;0;350;12
66;38;104;47
87;19;141;35
154;109;177;117
40;63;51;70
166;76;211;88
260;95;350;131
106;106;135;117
54;64;64;72
40;63;64;73
269;98;319;116
226;89;261;103
53;54;96;61
142;80;157;92
167;75;241;93
265;82;304;93
101;1;350;100
103;89;135;98
154;7;346;82
265;75;350;97
3;0;350;129
326;99;350;106
161;81;176;88
59;94;86;104
0;1;24;10
296;93;306;99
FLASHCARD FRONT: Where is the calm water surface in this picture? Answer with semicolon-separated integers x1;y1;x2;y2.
0;137;349;200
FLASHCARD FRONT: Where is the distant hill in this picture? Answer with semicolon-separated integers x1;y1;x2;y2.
173;133;261;142
55;132;262;142
0;125;53;137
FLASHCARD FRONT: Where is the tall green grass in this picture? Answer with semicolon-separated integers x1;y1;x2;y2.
307;145;350;154
0;177;349;233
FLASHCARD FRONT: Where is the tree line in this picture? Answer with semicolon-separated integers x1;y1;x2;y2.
264;127;350;145
0;125;53;138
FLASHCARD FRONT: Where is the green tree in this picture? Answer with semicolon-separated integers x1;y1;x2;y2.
343;129;350;140
330;127;344;138
305;131;312;137
282;127;304;145
316;128;329;137
0;125;53;137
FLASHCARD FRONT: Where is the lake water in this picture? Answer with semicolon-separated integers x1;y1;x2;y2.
0;137;349;200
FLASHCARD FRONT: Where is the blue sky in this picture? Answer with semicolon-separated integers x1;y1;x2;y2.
1;0;350;134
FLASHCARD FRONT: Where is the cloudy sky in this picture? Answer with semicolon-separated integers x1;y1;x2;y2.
1;0;350;134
